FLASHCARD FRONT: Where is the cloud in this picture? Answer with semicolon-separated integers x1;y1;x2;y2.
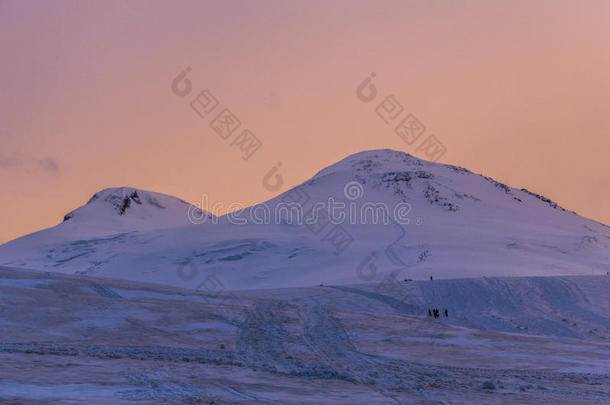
0;154;60;174
0;155;23;169
37;157;60;173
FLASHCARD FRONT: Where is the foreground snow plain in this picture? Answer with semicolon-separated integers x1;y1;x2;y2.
1;266;608;404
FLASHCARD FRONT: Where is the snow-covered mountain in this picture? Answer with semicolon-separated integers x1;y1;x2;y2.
63;187;210;234
11;187;208;241
0;149;608;290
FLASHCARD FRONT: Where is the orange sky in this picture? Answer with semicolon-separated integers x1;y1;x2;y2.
1;0;609;244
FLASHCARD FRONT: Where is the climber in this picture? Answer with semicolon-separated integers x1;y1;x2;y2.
444;309;448;317
428;309;432;317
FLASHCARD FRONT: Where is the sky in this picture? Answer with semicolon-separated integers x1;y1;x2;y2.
1;0;609;244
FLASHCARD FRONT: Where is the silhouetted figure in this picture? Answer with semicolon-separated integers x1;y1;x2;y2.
444;309;448;317
430;276;433;281
428;309;432;317
433;309;439;318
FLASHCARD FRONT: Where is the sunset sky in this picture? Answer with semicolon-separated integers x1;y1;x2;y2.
1;0;609;244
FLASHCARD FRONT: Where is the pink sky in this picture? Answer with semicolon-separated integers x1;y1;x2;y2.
1;0;609;243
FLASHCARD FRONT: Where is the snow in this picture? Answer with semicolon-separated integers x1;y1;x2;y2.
0;266;608;403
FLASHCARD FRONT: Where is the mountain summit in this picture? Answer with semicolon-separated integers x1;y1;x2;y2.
0;150;608;289
60;187;207;233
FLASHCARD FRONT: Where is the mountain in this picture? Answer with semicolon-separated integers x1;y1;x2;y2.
0;149;608;290
15;187;208;241
62;187;210;233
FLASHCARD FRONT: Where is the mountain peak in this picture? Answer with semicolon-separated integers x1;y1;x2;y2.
59;187;203;235
311;149;453;182
83;187;185;215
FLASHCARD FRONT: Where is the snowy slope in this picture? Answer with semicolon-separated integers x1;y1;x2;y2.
0;150;608;290
1;267;608;403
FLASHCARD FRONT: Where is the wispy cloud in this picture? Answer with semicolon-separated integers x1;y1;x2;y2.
0;154;60;174
37;157;60;174
0;155;22;169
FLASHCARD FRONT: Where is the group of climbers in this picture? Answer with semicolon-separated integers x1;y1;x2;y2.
428;308;448;318
428;275;448;319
